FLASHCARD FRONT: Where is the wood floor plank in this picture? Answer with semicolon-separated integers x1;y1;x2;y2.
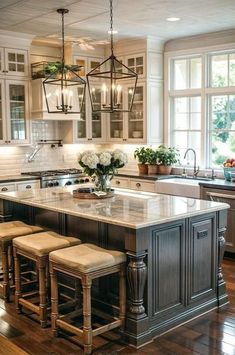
0;334;29;355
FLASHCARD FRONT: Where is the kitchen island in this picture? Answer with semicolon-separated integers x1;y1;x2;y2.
0;186;229;347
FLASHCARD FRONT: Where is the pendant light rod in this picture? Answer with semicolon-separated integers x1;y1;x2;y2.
110;0;114;55
57;8;69;66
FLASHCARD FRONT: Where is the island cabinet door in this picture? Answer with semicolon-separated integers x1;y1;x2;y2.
150;220;186;321
187;213;217;305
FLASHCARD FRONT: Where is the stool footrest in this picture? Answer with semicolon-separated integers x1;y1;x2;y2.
57;318;83;337
92;319;121;337
19;298;40;314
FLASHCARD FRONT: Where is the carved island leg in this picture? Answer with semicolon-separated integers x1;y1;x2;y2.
217;227;228;306
127;251;147;319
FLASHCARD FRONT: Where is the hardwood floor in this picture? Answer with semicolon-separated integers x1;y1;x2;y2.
0;259;234;355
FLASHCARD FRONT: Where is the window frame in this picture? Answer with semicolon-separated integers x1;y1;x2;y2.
165;47;235;169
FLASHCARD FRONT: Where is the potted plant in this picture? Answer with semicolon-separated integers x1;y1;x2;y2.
146;148;158;174
156;145;179;175
134;147;148;175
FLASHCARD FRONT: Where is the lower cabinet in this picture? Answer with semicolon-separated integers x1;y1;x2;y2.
200;185;235;254
0;179;40;193
151;213;217;323
112;176;156;192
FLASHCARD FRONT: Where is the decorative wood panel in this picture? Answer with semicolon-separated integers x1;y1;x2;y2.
151;221;186;317
188;214;216;304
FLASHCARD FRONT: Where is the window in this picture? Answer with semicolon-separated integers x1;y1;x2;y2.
168;50;235;168
172;96;201;164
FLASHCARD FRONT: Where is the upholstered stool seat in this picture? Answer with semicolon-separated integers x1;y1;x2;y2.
0;221;43;301
49;243;126;354
13;231;81;327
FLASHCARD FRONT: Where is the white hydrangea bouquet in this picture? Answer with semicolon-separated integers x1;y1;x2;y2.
78;150;128;191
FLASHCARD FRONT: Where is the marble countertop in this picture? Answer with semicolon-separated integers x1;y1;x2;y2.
0;185;229;229
0;175;40;183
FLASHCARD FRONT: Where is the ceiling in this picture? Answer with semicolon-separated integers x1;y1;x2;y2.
1;0;235;45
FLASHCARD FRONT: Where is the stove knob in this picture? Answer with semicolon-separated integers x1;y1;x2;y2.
74;179;80;184
85;178;90;183
79;178;85;183
54;181;59;186
65;181;72;186
48;182;54;187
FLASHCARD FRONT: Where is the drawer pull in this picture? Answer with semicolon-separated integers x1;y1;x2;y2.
1;187;8;191
136;182;141;188
116;180;120;185
26;185;32;189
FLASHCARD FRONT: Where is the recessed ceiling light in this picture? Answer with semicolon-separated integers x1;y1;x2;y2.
166;17;181;22
108;29;118;34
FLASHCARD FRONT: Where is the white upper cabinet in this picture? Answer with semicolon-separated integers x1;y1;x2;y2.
73;54;107;143
3;48;28;77
0;31;33;145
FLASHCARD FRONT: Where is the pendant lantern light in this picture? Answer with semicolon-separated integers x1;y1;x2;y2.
43;9;86;114
86;0;138;113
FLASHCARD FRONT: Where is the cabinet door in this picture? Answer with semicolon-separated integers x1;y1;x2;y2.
5;80;29;144
202;188;235;253
127;83;145;142
0;79;7;143
126;54;145;78
17;180;40;191
4;49;28;77
188;215;217;304
130;179;156;192
0;183;16;192
109;110;125;142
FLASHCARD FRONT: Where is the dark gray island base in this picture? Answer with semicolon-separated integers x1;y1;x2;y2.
0;187;229;348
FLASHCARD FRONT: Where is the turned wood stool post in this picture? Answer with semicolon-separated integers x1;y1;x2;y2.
0;221;43;302
13;231;81;327
49;243;126;354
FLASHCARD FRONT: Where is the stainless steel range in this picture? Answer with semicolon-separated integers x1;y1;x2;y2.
22;168;92;188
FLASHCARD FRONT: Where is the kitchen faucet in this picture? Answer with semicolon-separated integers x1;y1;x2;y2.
183;148;200;178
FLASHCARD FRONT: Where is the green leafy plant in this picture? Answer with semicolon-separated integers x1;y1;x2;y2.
156;145;179;166
146;148;158;165
134;147;148;164
44;62;83;75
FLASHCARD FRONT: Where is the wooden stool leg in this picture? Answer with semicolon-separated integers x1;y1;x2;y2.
2;248;10;302
8;245;15;287
119;265;126;330
14;249;22;313
82;276;92;355
75;278;82;309
38;264;47;328
50;265;59;337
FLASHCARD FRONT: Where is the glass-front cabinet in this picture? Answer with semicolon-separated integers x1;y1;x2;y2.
0;80;29;144
75;85;105;142
0;48;28;77
126;54;145;78
0;80;5;143
108;82;145;143
6;81;28;143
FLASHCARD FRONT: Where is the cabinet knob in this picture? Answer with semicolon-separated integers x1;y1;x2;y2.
26;185;32;189
2;70;8;73
4;140;11;144
136;182;141;188
116;180;120;185
123;138;127;141
1;187;8;191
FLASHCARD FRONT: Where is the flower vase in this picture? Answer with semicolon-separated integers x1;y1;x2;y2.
95;174;112;192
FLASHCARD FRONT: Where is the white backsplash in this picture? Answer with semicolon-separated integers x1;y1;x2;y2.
0;143;140;176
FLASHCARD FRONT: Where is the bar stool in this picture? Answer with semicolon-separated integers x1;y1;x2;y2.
0;221;43;301
49;243;126;354
13;231;81;327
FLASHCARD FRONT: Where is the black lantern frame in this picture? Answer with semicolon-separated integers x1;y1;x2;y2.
86;0;138;113
43;9;86;114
